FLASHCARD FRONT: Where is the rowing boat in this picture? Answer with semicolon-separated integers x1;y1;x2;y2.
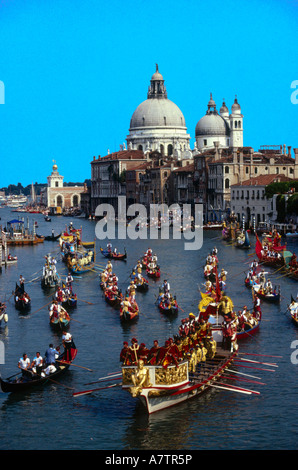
0;348;77;393
146;266;161;279
100;247;127;260
122;348;237;414
14;283;31;311
120;301;139;321
252;284;280;303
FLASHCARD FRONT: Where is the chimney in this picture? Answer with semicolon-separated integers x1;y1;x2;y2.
283;144;286;155
294;148;298;164
288;146;292;157
249;148;254;165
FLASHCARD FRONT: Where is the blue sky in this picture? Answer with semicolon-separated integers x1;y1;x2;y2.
0;0;297;187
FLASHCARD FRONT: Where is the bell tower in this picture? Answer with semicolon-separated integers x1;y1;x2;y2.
229;96;243;147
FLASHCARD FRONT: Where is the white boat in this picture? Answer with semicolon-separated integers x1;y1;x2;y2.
122;349;238;414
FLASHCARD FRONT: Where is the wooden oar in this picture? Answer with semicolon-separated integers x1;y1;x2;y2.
238;352;283;358
84;376;122;386
77;297;94;305
233;361;276;372
27;300;53;318
73;383;121;398
56;360;93;372
209;382;260;395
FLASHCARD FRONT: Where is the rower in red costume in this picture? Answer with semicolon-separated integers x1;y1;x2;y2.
147;340;160;365
138;343;149;362
120;341;130;364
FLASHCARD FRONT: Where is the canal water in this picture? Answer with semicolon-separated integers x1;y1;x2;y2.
0;207;297;451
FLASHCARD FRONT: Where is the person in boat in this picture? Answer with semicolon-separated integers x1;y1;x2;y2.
106;260;113;273
250;259;259;271
107;242;112;253
19;275;25;293
120;294;132;313
162;279;170;294
44;344;60;366
62;331;73;362
66;272;73;288
31;352;44;376
120;341;130;364
127;281;136;301
138;343;149;362
18;353;32;378
253;296;261;319
265;279;273;294
49;301;60;319
147;340;160;365
220;268;227;282
258;269;267;287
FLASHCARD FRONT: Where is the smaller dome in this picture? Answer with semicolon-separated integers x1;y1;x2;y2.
220;100;229;114
231;96;241;113
52;163;58;171
195;114;230;137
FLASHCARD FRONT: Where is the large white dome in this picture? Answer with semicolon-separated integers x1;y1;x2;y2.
130;98;186;129
126;65;190;159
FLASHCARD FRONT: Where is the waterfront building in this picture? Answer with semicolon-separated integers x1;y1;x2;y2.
194;145;298;221
230;173;293;226
90;149;146;215
41;162;85;213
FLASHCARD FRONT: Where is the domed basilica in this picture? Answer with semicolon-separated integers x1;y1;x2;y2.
126;65;192;159
126;65;243;157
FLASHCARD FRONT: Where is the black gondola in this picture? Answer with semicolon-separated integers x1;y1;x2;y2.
14;283;31;311
44;233;61;241
0;346;77;393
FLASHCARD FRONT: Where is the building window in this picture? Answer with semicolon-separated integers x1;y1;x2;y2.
225;178;230;189
255;167;258;174
225;166;229;174
204;139;207;146
238;121;241;128
168;144;173;156
55;181;59;187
